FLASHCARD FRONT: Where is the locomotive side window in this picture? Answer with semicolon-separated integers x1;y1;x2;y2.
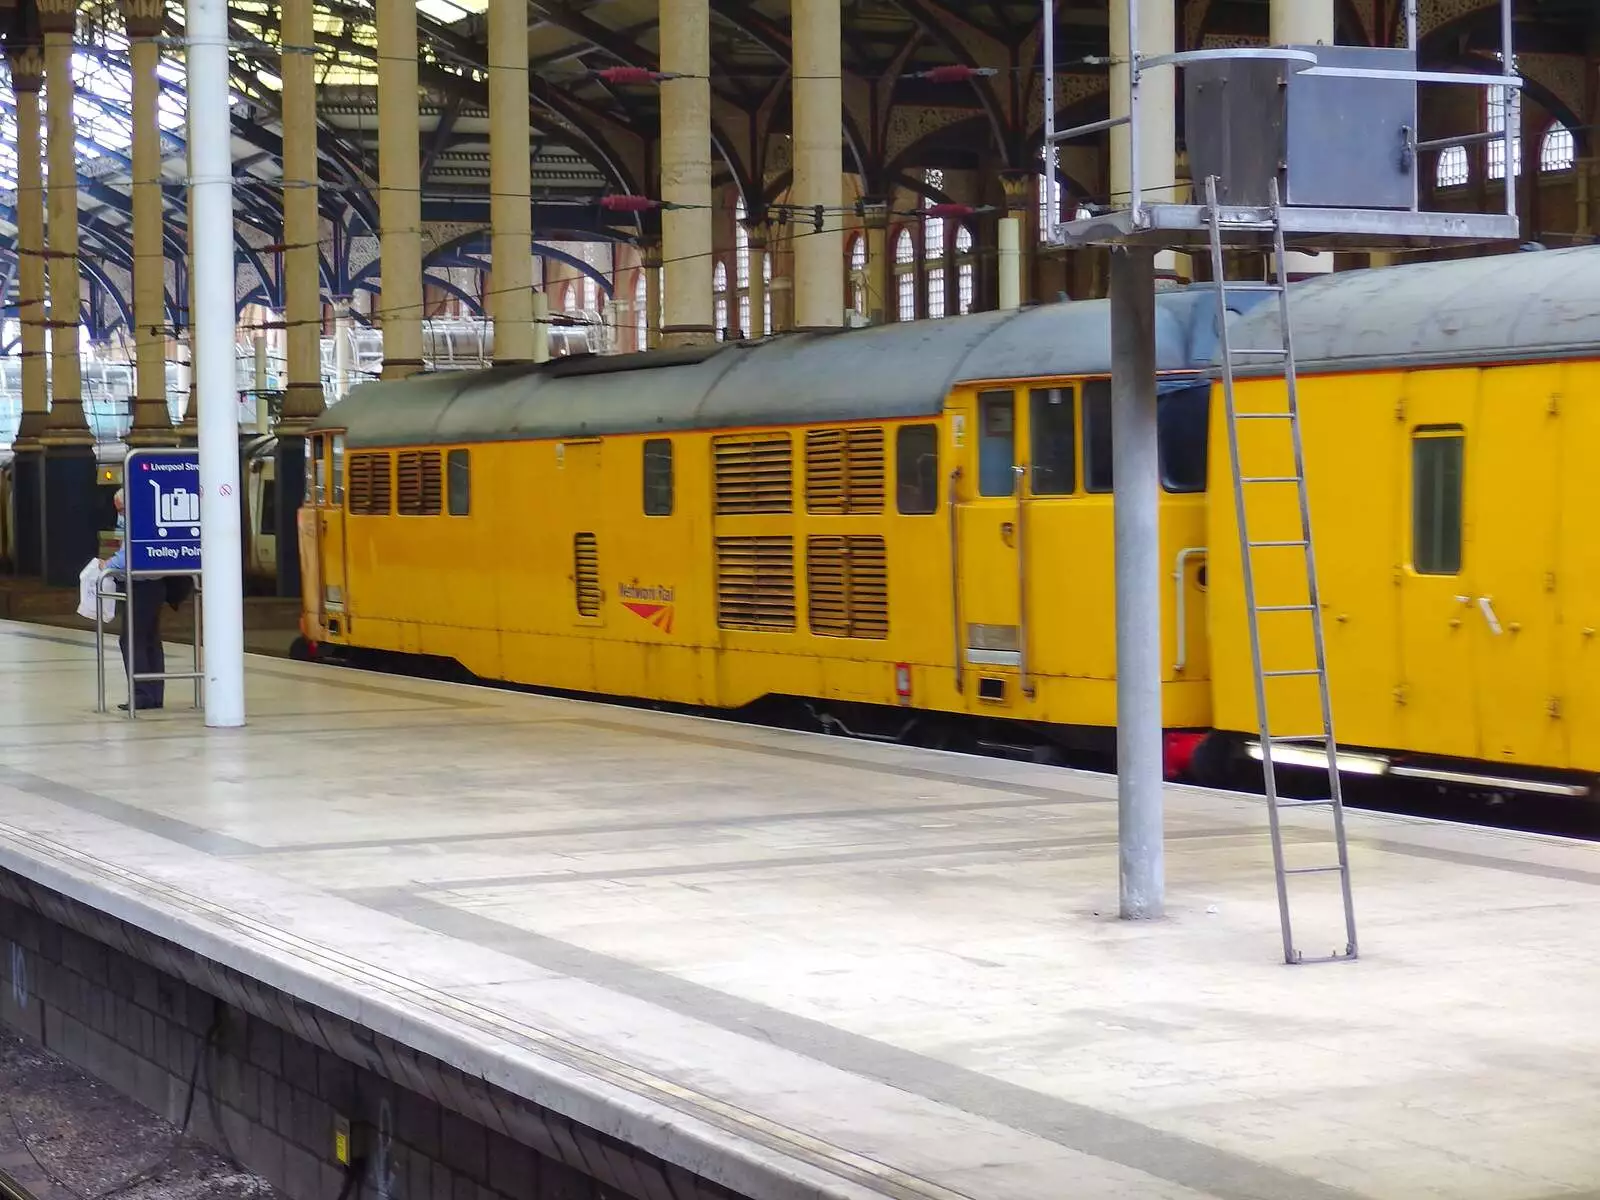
447;449;471;516
1029;388;1076;495
311;435;327;505
1412;428;1464;575
977;390;1016;497
1158;385;1210;493
895;425;939;514
643;438;674;516
1084;383;1114;493
331;434;346;504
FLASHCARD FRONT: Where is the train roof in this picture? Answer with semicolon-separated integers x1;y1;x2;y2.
314;288;1253;449
1227;244;1600;377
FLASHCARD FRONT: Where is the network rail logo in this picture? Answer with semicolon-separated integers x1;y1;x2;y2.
619;581;676;633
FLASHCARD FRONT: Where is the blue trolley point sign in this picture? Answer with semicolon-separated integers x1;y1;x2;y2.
126;449;203;573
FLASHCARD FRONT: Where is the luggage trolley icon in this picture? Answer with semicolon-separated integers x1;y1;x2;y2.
151;478;201;537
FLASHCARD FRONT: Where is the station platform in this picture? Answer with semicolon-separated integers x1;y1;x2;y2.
0;618;1597;1200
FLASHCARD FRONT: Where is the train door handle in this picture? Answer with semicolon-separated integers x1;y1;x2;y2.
1477;596;1503;635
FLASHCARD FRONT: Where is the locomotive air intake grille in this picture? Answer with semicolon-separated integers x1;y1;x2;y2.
713;434;793;514
805;427;886;514
715;536;796;631
807;535;889;639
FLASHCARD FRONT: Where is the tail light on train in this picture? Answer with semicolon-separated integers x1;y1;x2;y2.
894;663;912;705
1163;731;1206;781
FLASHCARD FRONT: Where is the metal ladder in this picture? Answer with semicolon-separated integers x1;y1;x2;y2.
1204;175;1358;965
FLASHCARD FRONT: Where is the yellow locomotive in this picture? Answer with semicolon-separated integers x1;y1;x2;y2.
298;291;1250;767
300;244;1600;797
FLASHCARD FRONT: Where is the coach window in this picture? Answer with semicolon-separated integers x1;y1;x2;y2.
896;424;939;513
1412;428;1464;574
1030;388;1076;495
447;449;470;516
977;390;1016;497
643;438;674;515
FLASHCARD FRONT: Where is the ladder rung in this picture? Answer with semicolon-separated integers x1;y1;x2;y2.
1240;476;1302;485
1267;735;1328;744
1248;539;1309;549
1263;668;1321;678
1224;282;1284;293
1232;348;1290;356
1284;865;1347;876
1277;798;1338;809
1256;604;1316;612
1235;412;1296;420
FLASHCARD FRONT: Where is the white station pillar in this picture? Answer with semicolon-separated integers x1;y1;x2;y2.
187;0;245;727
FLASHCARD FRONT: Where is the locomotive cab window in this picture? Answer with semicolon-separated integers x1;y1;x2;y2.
1412;428;1464;575
331;434;346;505
1030;388;1076;495
311;435;327;505
447;449;470;516
643;438;674;515
896;425;939;514
1083;381;1211;494
977;390;1016;497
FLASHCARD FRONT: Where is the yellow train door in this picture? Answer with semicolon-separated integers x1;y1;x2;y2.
953;387;1027;702
1471;365;1565;768
314;432;351;637
1396;371;1477;761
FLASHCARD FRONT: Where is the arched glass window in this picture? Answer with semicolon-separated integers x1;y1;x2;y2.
634;273;647;350
713;260;729;340
563;284;576;313
848;235;867;315
1487;85;1522;180
1038;164;1058;241
1541;123;1576;173
894;227;916;322
763;253;773;333
924;209;946;320
955;225;974;316
735;198;750;289
1436;145;1469;188
582;274;598;312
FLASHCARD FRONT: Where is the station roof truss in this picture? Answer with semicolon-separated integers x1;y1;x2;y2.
0;0;1594;334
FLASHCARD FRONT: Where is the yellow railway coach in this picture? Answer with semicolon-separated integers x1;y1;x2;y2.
1205;245;1600;795
300;291;1257;763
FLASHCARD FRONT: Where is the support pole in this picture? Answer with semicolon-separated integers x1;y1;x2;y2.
658;0;713;346
1110;246;1163;919
861;199;889;324
277;0;321;597
1110;0;1178;278
487;0;535;363
747;224;768;338
641;241;662;350
6;36;47;576
531;290;551;363
1271;0;1334;276
997;218;1021;311
188;0;245;727
125;0;174;445
792;0;843;328
376;0;424;378
36;0;98;587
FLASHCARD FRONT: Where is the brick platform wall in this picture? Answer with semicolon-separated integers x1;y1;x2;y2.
0;871;745;1200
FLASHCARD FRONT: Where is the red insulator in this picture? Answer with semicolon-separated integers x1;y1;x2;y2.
595;66;661;85
599;194;661;212
925;203;976;219
920;65;990;84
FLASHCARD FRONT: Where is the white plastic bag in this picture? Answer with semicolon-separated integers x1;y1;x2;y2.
77;560;115;624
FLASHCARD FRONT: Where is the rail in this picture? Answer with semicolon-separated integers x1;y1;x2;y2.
1172;545;1206;674
1013;464;1034;697
948;467;964;695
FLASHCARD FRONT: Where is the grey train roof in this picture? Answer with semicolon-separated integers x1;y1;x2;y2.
1225;244;1600;377
314;288;1258;450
